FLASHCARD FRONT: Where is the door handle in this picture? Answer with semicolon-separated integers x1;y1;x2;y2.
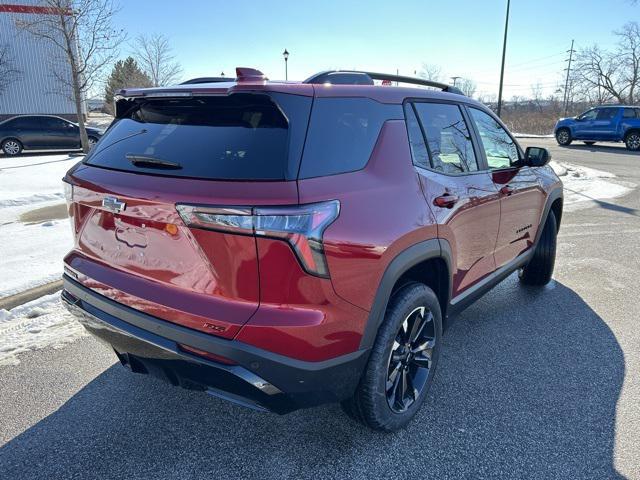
500;185;514;196
433;193;459;209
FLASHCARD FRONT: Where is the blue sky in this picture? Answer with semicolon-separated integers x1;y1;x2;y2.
114;0;638;99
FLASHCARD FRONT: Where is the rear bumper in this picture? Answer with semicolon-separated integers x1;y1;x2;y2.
62;275;368;414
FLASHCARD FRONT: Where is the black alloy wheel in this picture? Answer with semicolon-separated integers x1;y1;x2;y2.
386;306;435;413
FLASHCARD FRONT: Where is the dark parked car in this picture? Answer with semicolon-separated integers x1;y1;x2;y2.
61;68;563;431
554;105;640;150
0;115;103;156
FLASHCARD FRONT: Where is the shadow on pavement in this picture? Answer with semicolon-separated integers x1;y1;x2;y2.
0;276;625;479
563;187;639;216
563;143;638;155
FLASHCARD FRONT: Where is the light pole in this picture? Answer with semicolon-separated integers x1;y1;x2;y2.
283;49;289;81
451;76;461;87
497;0;510;117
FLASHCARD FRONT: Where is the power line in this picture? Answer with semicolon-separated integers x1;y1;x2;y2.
503;59;566;73
473;50;566;76
475;79;560;87
506;51;567;69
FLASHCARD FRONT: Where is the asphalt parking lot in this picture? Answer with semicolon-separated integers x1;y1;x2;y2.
1;138;639;479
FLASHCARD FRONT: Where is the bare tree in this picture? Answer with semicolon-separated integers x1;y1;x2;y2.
16;0;124;152
418;63;443;83
134;33;182;86
574;22;640;104
457;78;477;97
0;43;21;96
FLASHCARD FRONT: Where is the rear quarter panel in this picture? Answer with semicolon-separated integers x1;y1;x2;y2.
298;120;438;312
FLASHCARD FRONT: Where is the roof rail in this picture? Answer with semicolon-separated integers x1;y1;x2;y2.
180;77;230;85
303;70;465;96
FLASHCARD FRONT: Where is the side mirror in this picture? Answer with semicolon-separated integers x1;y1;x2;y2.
524;146;550;167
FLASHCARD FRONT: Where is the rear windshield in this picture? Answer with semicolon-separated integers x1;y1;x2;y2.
85;93;311;181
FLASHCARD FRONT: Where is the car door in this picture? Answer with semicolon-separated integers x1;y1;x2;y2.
467;107;546;269
573;108;598;139
591;107;619;140
15;117;49;148
405;101;501;297
53;117;80;148
40;117;77;148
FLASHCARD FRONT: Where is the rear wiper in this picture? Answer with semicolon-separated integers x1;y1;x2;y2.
126;154;182;170
90;128;148;157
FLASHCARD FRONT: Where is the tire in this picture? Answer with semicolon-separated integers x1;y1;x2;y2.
624;131;640;151
88;136;98;150
1;138;23;156
555;128;572;146
341;283;442;432
519;211;557;286
584;141;596;146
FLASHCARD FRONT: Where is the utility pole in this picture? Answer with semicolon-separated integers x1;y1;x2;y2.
450;76;461;87
497;0;510;117
563;40;576;116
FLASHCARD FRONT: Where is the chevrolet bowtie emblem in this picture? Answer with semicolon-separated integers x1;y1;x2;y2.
102;196;126;213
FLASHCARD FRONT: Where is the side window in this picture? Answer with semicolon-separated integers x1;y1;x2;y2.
403;104;429;169
469;108;519;169
623;108;637;119
579;109;598;121
11;117;34;129
26;117;44;129
48;118;70;129
299;98;402;178
413;102;478;174
596;108;617;120
41;117;62;129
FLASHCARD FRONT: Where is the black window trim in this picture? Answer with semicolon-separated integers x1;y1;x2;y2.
403;97;489;177
463;104;526;173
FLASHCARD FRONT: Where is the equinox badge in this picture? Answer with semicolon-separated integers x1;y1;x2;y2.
102;196;126;213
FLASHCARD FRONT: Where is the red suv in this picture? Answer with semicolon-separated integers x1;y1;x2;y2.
62;68;563;431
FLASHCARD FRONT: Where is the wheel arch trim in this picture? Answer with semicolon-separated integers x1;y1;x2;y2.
359;238;452;350
535;187;563;246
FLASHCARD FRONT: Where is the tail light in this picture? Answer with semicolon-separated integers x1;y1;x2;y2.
63;180;74;204
62;179;75;235
176;200;339;278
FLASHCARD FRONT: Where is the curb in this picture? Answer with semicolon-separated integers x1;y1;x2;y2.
0;280;63;311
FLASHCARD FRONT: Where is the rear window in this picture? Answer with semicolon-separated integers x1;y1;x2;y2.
85;93;311;181
299;98;403;179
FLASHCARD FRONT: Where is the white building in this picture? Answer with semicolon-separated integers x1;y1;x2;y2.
0;1;85;122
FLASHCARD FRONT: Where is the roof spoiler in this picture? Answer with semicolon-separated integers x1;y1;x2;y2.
303;70;465;96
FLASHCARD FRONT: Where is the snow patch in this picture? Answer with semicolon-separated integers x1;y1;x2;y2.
0;192;64;207
0;218;72;297
551;161;634;211
513;133;554;138
0;154;76;297
0;293;87;367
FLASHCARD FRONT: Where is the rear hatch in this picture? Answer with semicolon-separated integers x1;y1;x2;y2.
64;86;312;338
